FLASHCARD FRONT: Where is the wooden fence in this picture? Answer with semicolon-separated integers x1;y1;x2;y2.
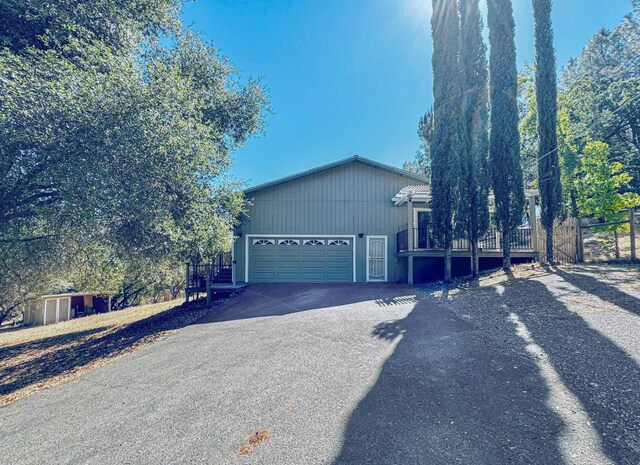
536;217;581;264
536;208;638;264
578;207;637;261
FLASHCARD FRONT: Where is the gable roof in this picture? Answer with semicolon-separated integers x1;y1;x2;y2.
244;155;429;194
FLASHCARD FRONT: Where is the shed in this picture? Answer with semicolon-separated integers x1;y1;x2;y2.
23;292;111;326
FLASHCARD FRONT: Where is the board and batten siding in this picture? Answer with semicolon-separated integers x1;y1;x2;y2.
235;160;415;283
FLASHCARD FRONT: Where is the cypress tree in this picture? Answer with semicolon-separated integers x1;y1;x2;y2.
487;0;525;270
459;0;490;278
533;0;563;263
430;0;464;282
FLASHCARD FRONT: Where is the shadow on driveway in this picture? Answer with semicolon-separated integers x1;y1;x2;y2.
332;292;565;464
553;266;640;316
333;270;640;464
501;276;640;463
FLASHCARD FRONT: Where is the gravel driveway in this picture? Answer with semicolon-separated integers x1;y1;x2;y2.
1;265;638;464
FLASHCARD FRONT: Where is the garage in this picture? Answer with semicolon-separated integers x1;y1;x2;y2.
247;236;354;283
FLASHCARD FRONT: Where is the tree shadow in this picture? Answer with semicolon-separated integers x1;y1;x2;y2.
0;301;209;399
332;292;566;464
0;327;108;360
498;277;640;464
551;266;640;316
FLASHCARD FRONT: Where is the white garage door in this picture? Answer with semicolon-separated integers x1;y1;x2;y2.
248;237;354;283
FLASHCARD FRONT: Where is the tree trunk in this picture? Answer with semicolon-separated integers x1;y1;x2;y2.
444;246;452;283
470;235;479;278
614;230;620;259
546;223;554;264
502;228;511;270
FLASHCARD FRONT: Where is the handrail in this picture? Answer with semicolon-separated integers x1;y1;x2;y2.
397;227;534;252
186;252;233;288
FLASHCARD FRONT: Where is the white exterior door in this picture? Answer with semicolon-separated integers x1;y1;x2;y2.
367;236;387;282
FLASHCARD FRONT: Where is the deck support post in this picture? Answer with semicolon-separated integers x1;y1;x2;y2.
528;195;538;251
232;263;237;287
185;263;190;303
407;195;414;285
205;264;212;308
630;207;637;261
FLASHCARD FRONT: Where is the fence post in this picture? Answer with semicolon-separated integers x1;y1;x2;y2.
577;221;582;262
528;195;538;251
630;207;637;261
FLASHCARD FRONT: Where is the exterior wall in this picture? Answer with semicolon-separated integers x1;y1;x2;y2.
23;300;37;325
27;296;74;326
235;160;416;283
33;305;45;325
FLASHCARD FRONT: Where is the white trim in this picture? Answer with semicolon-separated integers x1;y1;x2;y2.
278;239;300;245
303;239;325;246
366;235;388;283
245;234;357;283
253;238;275;245
413;207;431;226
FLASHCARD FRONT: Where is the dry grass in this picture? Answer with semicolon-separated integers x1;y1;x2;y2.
237;428;272;456
0;300;180;349
583;230;635;262
0;298;223;406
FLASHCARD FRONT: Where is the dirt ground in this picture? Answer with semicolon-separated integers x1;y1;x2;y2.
425;262;640;464
0;298;222;405
583;230;636;262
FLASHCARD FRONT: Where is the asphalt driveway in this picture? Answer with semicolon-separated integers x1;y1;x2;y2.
1;271;638;464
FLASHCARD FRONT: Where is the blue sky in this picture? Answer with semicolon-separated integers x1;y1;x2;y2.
180;0;633;187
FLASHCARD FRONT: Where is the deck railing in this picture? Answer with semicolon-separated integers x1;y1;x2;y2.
186;252;233;290
396;229;408;253
397;227;534;252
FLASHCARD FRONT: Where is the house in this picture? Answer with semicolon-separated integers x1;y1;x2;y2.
23;292;110;326
230;155;539;285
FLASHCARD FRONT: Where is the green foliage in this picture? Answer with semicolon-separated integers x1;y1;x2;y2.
519;3;639;221
429;0;464;251
0;0;269;319
556;92;581;216
0;0;181;54
576;141;640;232
458;0;490;265
487;0;525;267
403;109;433;181
561;6;640;192
519;66;581;216
533;0;563;261
0;238;59;324
518;64;539;185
